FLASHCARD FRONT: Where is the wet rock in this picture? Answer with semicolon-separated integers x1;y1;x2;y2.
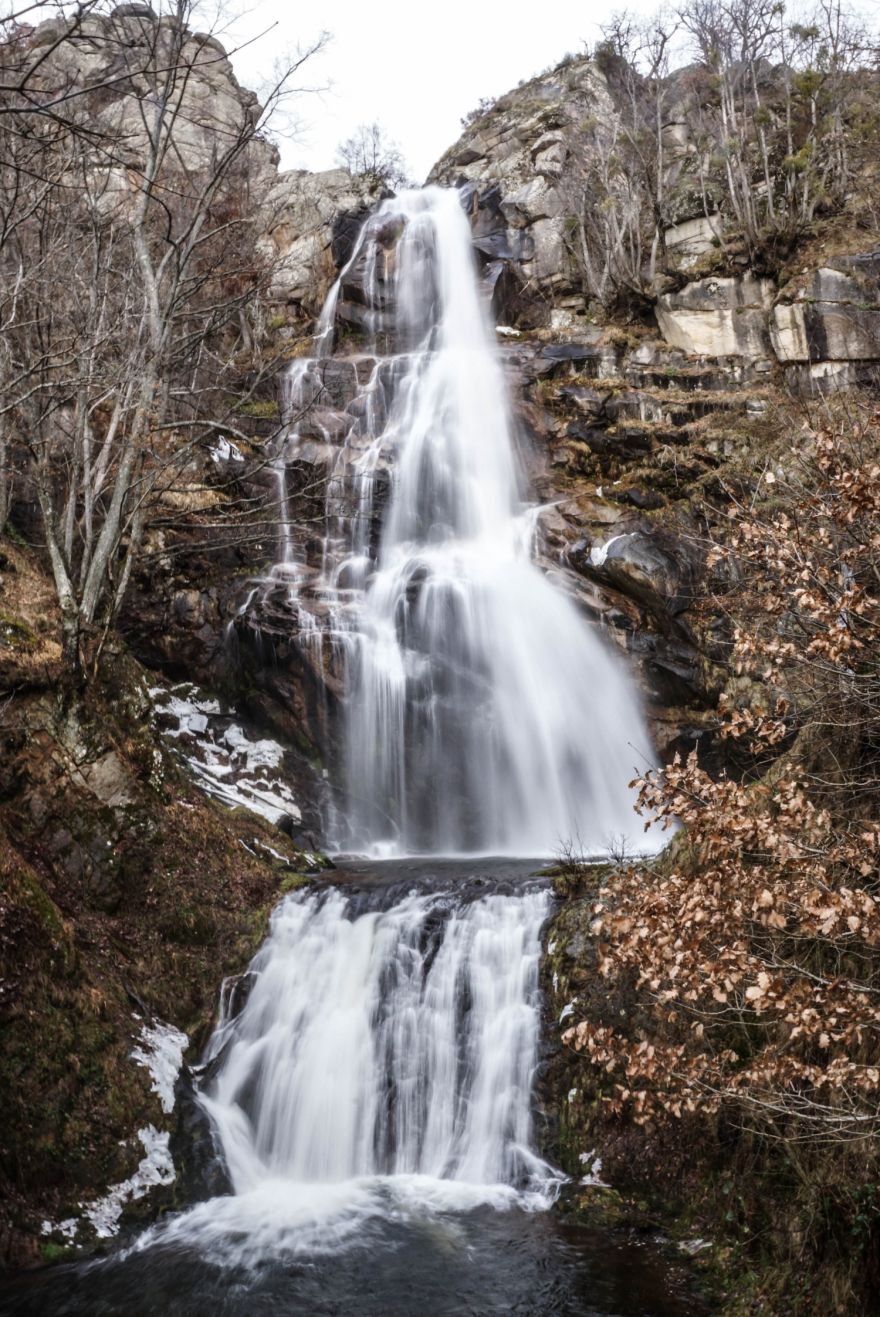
613;487;667;511
331;204;373;268
564;423;652;460
559;386;608;419
569;529;700;622
314;359;361;410
171;1066;232;1204
543;342;603;363
262;169;379;310
627;630;703;705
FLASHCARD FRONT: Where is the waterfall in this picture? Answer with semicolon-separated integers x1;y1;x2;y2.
274;185;653;859
11;195;680;1307
144;883;557;1265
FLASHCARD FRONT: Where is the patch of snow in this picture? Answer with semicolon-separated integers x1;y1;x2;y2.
44;1127;177;1245
251;838;318;869
131;1021;188;1114
209;436;245;465
578;1150;609;1187
41;1218;77;1242
83;1127;175;1239
222;723;283;768
680;1237;712;1255
559;1001;575;1024
152;687;221;726
150;683;302;826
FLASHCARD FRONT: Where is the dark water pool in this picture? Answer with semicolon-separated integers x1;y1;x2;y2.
0;1206;706;1317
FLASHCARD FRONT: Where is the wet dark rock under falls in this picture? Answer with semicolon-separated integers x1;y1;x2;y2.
0;190;705;1316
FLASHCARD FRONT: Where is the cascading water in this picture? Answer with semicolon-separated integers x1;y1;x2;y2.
273;186;653;857
130;878;557;1266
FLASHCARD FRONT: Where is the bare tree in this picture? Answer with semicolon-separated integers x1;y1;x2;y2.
336;121;411;192
560;14;678;311
677;0;871;250
0;1;326;678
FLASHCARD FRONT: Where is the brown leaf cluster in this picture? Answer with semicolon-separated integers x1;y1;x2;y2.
564;419;880;1141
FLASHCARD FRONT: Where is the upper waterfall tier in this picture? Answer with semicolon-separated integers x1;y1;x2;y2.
274;185;654;857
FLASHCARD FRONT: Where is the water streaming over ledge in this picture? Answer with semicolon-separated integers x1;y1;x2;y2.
153;881;558;1265
272;185;653;857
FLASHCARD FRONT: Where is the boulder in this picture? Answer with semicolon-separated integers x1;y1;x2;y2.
664;213;724;268
429;56;617;320
261;169;380;309
569;529;700;623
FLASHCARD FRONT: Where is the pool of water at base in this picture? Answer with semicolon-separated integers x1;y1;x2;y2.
0;1204;707;1317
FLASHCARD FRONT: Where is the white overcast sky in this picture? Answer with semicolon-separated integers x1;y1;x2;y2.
217;0;657;182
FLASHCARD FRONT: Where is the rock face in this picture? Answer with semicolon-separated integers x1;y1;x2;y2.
68;29;880;800
260;169;380;313
26;5;277;209
658;261;880;378
429;59;616;323
33;6;255;156
771;256;880;372
656;276;775;359
431;55;880;380
24;7;379;319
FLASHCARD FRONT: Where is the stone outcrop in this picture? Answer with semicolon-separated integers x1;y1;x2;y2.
430;54;880;382
260;169;379;313
31;6;257;157
656;275;775;359
429;59;616;324
771;255;880;380
26;5;277;213
657;260;880;380
24;7;379;318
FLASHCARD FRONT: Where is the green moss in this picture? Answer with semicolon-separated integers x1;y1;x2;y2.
278;872;311;893
40;1242;74;1263
233;399;280;420
155;904;217;946
0;611;37;649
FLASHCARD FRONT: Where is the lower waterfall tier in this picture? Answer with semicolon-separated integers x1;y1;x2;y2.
200;882;555;1206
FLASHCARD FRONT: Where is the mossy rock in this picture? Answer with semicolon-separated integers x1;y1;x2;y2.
0;612;37;650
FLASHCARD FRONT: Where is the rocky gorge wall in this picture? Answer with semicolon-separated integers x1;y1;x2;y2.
9;14;880;783
430;55;880;375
